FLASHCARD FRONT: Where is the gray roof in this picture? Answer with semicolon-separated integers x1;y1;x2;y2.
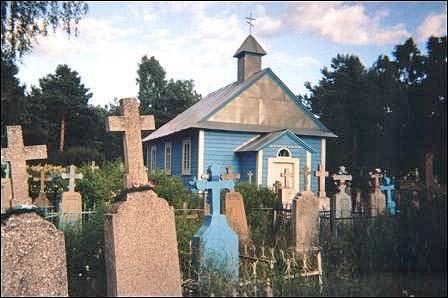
235;129;317;153
233;35;267;58
142;68;337;142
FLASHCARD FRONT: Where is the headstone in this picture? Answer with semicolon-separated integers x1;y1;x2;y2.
60;165;83;226
1;178;12;212
224;191;250;244
380;176;396;215
90;161;100;172
331;166;352;218
32;167;53;208
0;125;47;206
1;211;68;296
291;191;320;250
191;164;239;281
314;164;330;211
247;170;254;184
303;166;312;192
104;97;181;296
368;169;386;216
105;97;155;187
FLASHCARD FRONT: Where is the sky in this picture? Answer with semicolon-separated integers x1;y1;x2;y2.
16;1;447;107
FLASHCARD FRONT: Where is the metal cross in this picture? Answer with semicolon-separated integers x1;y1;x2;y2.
246;12;255;34
247;170;253;184
61;165;83;192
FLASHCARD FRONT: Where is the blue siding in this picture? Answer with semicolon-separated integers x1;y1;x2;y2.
238;152;257;182
203;130;258;176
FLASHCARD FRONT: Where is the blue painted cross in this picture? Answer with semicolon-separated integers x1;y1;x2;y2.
195;164;235;215
380;176;396;215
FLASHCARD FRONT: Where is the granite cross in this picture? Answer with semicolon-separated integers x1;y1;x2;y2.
195;164;235;215
61;165;83;192
106;98;155;188
303;166;312;191
370;169;383;191
331;166;352;192
280;168;293;188
90;161;99;172
314;164;329;197
380;176;396;215
247;170;254;184
221;166;240;181
1;125;47;205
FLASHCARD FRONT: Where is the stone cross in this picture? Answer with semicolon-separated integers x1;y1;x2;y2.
380;176;396;215
106;98;155;188
370;169;383;191
280;168;293;188
303;166;312;191
221;166;240;181
0;126;47;205
314;164;329;198
61;165;83;192
331;166;352;192
90;161;99;172
247;170;253;184
32;168;52;194
195;164;235;215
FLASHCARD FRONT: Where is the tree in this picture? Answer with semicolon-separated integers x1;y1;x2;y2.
1;1;88;60
136;55;201;128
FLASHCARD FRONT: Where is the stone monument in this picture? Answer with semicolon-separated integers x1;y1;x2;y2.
331;166;353;218
1;125;47;206
191;163;239;281
291;191;320;250
104;97;181;296
60;165;83;226
369;169;386;216
314;163;330;211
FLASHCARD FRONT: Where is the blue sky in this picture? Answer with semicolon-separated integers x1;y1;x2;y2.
16;1;447;107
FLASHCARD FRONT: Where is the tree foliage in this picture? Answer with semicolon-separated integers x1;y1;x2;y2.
1;1;88;60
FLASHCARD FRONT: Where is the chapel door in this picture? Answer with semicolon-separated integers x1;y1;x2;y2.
267;157;299;208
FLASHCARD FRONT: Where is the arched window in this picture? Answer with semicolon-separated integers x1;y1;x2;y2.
278;148;291;157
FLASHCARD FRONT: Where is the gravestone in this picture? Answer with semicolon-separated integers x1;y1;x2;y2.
32;167;52;208
380;176;396;215
331;166;352;218
314;164;330;211
1;125;47;206
191;164;239;281
1;178;12;212
104;97;181;296
90;161;99;172
369;169;386;216
225;192;250;244
1;211;68;296
60;165;83;226
291;191;320;250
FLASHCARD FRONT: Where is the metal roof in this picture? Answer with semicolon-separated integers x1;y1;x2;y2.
235;129;317;153
233;35;267;58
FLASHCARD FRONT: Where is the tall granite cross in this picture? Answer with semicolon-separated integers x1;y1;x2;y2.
380;176;396;215
61;165;83;192
106;98;155;188
280;168;293;188
1;126;47;205
221;166;240;181
332;166;352;192
314;164;329;198
303;166;312;191
247;170;254;184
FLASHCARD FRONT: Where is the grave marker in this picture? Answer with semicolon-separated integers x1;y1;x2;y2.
247;170;254;184
380;176;396;215
60;165;83;226
369;169;386;216
331;166;352;218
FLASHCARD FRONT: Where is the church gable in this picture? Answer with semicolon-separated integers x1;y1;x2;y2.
206;70;319;130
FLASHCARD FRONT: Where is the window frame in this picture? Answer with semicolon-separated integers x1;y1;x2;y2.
182;138;191;175
164;142;172;175
150;144;157;172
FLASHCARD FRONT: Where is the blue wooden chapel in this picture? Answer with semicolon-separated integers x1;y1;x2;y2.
142;34;336;200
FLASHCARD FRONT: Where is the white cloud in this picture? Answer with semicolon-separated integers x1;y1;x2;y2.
417;11;447;41
253;5;283;37
286;2;410;45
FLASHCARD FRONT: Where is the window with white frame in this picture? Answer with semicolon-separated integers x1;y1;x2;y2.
164;142;172;175
278;148;291;157
182;138;191;175
150;145;157;172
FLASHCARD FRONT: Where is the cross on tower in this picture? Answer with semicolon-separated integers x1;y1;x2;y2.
247;170;254;184
106;98;155;188
193;164;235;215
246;12;256;34
331;166;352;192
314;164;329;197
61;165;83;192
280;168;293;188
221;166;240;181
1;126;47;205
303;166;312;191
